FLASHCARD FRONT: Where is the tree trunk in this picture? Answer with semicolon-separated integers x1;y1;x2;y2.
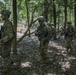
25;1;30;37
50;0;53;23
53;3;56;39
64;0;67;29
17;19;37;43
58;15;60;32
12;0;17;54
74;1;76;27
44;0;48;22
62;9;64;26
50;11;53;23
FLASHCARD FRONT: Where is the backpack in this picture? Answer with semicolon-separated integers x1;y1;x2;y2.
44;22;55;38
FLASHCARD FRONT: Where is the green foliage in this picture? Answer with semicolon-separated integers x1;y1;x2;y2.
17;0;27;20
0;0;76;26
0;0;5;11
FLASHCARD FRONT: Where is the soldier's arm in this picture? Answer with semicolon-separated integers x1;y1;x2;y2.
2;22;14;43
42;27;51;41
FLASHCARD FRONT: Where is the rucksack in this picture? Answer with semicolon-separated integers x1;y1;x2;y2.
44;22;55;38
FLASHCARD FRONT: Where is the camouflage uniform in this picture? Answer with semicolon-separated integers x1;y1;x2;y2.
0;10;14;75
35;16;51;63
47;23;55;39
65;22;74;53
74;27;76;38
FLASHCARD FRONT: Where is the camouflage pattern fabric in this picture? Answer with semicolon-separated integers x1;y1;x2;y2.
65;37;73;52
1;21;14;43
2;57;12;75
65;25;74;52
1;10;11;16
36;24;50;41
39;39;49;63
35;24;51;63
74;27;76;38
46;23;55;39
1;20;14;75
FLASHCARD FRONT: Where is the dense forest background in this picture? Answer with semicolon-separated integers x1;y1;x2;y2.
0;0;76;52
0;0;76;75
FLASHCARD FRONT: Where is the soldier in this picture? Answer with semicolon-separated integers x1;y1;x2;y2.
74;27;76;38
64;22;74;53
35;16;52;63
0;10;14;75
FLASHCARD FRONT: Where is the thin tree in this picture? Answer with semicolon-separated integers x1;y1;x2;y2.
25;0;30;37
74;0;76;27
64;0;67;29
12;0;17;54
53;2;56;39
44;0;49;22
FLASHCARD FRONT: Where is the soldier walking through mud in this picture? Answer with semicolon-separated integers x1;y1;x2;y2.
35;16;53;64
64;22;74;53
0;10;14;75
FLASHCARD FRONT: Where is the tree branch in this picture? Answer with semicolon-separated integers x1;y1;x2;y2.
17;19;37;43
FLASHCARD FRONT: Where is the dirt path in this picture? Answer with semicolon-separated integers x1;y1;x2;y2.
17;34;76;75
0;34;76;75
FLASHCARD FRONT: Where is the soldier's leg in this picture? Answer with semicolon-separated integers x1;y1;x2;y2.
2;57;12;75
66;38;73;53
69;39;73;53
0;44;3;56
40;40;49;63
39;42;43;59
67;41;70;52
65;38;70;52
2;45;12;75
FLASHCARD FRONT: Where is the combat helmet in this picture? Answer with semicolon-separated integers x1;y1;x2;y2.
1;10;11;17
37;16;44;21
67;21;72;25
